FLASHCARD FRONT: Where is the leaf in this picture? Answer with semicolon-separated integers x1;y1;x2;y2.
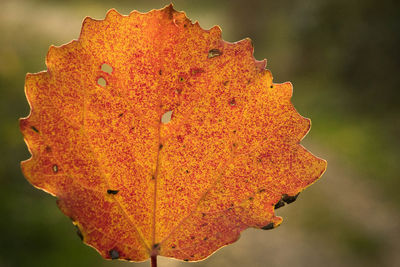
20;5;327;263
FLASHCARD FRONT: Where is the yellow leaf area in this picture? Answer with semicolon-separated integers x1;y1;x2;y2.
20;5;326;263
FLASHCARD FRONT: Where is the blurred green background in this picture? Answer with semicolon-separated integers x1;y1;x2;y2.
1;0;399;266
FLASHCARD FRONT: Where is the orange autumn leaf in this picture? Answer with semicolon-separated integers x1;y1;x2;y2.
20;5;326;263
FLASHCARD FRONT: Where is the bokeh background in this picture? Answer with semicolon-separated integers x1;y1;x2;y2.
1;0;399;266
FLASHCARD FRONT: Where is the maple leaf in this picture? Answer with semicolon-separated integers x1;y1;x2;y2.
20;4;326;265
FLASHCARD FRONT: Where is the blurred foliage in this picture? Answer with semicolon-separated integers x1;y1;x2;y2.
1;0;399;266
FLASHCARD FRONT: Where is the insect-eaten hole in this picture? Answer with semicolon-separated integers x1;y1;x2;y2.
109;249;119;260
52;164;58;173
282;193;300;204
274;200;285;209
31;126;39;133
261;222;275;230
107;189;119;195
75;225;83;241
97;77;107;87
161;110;173;124
101;63;113;74
208;48;222;58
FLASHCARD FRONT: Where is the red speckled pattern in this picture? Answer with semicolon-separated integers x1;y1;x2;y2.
20;5;327;263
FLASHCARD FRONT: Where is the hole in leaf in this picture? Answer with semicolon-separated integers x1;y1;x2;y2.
101;63;113;73
261;222;275;230
97;77;107;87
282;193;300;204
274;200;285;209
52;164;58;173
161;110;173;124
75;225;83;240
107;189;119;195
31;126;39;133
109;249;119;260
208;48;222;58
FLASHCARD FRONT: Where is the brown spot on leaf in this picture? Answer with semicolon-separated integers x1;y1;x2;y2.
190;67;205;76
177;135;184;143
